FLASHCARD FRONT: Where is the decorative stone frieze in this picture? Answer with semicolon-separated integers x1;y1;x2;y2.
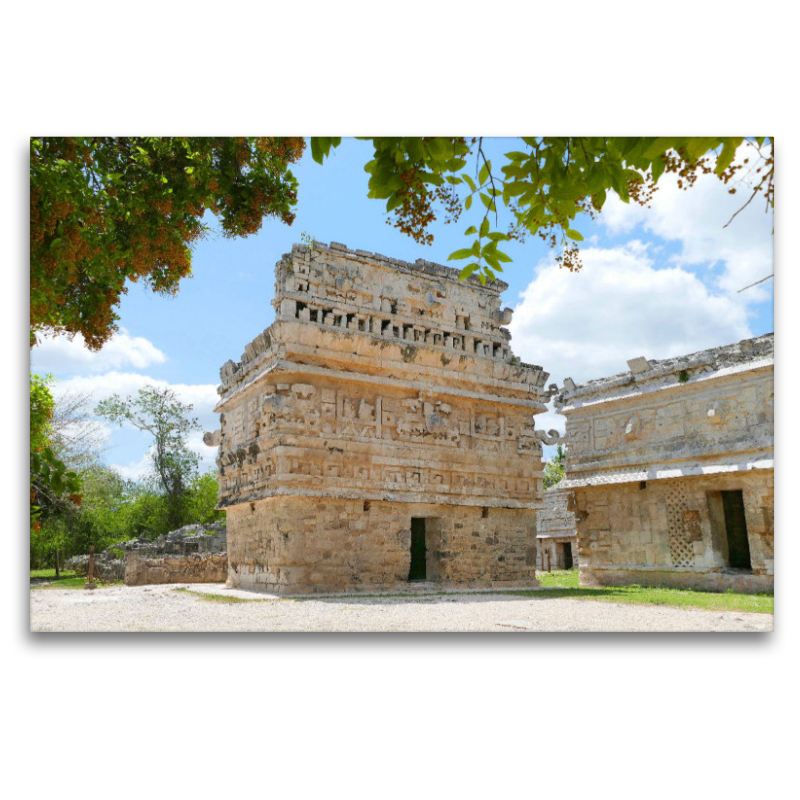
214;242;551;593
556;334;774;593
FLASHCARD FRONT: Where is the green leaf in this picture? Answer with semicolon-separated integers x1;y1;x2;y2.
715;138;741;175
483;252;500;270
461;173;477;193
504;181;529;198
445;175;462;185
459;263;480;280
479;218;489;238
448;248;476;261
651;156;665;182
386;192;403;212
465;195;472;210
464;225;477;235
504;151;529;161
642;137;675;161
310;137;341;165
683;137;720;162
593;187;607;209
566;229;584;242
478;161;491;185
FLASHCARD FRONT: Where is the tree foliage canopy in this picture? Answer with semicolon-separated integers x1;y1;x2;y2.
95;386;202;531
30;374;82;528
30;136;305;349
312;136;774;283
543;444;566;489
29;136;773;355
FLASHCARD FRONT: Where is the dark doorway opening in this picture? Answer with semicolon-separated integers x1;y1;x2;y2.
409;518;427;581
722;490;751;569
562;542;573;570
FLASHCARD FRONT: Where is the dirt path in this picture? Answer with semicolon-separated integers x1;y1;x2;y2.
30;583;773;632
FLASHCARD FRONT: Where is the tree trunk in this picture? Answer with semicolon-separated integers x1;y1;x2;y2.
54;547;60;579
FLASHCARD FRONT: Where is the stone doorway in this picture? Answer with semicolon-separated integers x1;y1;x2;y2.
409;518;427;581
722;490;752;569
562;542;573;570
408;517;443;582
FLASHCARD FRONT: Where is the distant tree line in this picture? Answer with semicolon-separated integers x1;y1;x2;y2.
29;379;224;571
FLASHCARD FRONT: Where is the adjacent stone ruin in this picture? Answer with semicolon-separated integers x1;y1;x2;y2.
66;522;228;586
212;241;557;594
554;334;774;593
535;486;577;571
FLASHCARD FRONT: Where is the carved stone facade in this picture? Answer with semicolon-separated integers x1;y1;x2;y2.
213;241;553;594
555;334;774;593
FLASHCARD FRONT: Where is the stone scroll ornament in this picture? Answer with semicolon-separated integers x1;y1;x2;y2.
532;428;560;446
203;429;221;447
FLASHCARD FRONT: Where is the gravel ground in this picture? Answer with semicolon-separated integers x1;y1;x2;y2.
30;583;773;632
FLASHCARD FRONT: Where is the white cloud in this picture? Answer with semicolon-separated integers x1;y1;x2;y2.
187;431;219;474
508;241;753;387
31;328;167;375
111;432;217;481
52;372;219;425
600;143;774;301
111;451;153;482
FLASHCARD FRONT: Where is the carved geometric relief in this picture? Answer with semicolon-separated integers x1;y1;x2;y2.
665;483;695;567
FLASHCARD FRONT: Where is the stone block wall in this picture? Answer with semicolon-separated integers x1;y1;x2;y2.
572;470;774;593
227;497;538;594
125;552;229;586
535;487;577;570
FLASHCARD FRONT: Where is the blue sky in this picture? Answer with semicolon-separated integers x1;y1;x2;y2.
31;138;774;478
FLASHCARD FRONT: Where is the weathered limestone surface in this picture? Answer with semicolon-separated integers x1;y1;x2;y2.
228;499;538;594
535;486;577;571
555;334;774;593
65;522;228;584
125;552;229;586
215;241;553;593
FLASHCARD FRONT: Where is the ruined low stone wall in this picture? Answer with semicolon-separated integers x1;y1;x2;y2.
65;554;126;582
124;552;229;586
227;497;539;594
572;470;773;593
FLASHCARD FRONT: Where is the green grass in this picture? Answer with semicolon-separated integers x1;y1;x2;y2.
517;570;773;614
174;587;268;604
30;568;77;580
536;570;580;589
30;568;122;590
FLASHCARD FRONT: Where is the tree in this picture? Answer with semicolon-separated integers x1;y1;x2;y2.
30;136;305;349
311;136;774;283
30;374;82;529
543;445;566;489
95;386;202;531
30;136;773;356
49;387;109;472
30;374;82;574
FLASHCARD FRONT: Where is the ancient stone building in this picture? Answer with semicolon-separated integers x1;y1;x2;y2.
211;241;555;594
535;486;577;571
555;334;774;593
